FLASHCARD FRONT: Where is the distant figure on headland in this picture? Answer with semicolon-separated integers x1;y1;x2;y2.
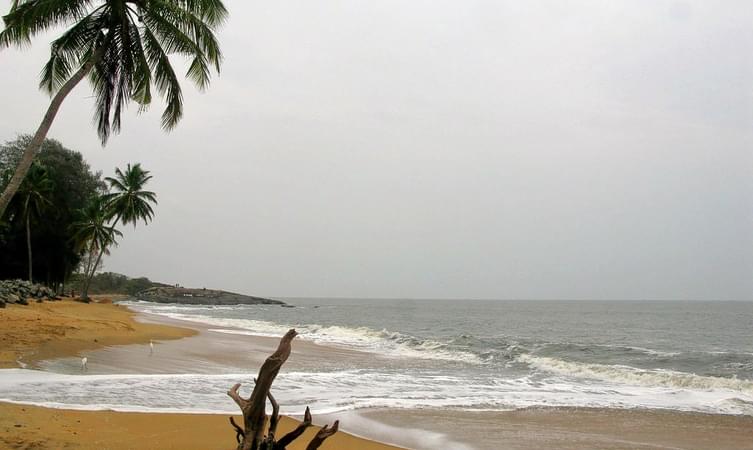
81;357;87;371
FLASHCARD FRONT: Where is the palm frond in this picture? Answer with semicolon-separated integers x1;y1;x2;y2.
142;25;183;130
1;0;93;48
40;5;106;93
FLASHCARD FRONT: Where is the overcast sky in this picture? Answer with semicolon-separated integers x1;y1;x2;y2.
1;0;752;300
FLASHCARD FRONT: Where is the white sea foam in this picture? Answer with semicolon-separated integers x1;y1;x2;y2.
1;368;752;416
518;354;753;393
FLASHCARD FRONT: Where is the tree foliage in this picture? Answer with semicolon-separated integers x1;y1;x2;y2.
10;162;54;281
0;0;228;143
0;136;105;286
81;162;157;299
67;271;166;296
0;0;227;221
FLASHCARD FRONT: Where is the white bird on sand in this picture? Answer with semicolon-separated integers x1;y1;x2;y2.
81;357;88;371
149;340;154;355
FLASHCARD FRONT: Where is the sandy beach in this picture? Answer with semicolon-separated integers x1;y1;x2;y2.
0;402;402;450
1;299;752;450
0;296;196;369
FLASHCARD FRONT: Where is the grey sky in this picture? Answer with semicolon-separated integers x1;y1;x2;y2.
1;0;752;300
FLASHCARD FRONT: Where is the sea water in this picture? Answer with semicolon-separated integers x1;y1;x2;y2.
0;299;751;416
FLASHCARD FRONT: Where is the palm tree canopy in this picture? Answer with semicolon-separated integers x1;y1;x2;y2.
12;162;54;221
102;162;157;226
71;195;123;254
0;0;227;143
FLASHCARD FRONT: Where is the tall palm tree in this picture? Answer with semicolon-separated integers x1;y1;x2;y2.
12;163;54;282
0;0;227;218
81;163;157;297
72;195;122;300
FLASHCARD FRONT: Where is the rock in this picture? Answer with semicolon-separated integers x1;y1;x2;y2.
16;298;28;306
7;293;20;304
0;300;5;308
0;279;62;304
135;286;285;306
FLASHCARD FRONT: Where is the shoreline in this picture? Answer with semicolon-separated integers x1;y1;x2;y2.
1;299;752;449
0;298;405;450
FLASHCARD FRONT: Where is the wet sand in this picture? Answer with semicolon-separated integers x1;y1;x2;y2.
360;407;753;450
37;308;392;374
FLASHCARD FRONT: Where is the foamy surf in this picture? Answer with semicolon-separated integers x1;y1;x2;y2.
517;354;753;393
1;368;751;415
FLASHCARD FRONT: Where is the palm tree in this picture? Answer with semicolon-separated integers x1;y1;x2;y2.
0;0;227;218
103;163;157;228
72;196;123;300
12;163;54;282
81;163;157;298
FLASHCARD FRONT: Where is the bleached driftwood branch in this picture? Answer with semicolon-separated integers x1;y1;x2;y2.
227;329;339;450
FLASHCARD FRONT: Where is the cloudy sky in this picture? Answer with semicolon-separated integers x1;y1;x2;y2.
1;0;752;300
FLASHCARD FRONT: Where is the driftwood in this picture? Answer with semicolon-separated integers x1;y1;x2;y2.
227;329;340;450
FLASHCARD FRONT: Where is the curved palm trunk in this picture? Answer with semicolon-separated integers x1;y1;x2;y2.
0;59;96;219
81;215;121;300
26;213;33;283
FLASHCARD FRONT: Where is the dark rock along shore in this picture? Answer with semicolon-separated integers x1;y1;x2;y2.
0;279;61;307
133;286;284;306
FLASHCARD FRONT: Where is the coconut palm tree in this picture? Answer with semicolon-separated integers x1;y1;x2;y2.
12;163;54;282
80;163;156;297
103;163;157;228
0;0;227;218
72;195;123;300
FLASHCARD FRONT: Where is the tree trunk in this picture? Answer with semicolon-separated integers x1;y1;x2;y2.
82;215;120;300
81;245;104;300
0;58;96;219
26;212;32;283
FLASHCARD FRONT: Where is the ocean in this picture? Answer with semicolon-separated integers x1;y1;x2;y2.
1;298;751;419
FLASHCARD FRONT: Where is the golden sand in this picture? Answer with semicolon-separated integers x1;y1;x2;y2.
0;297;195;368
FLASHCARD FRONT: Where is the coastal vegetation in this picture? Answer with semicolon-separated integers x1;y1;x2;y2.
68;271;166;296
0;136;104;289
0;136;156;298
0;0;227;219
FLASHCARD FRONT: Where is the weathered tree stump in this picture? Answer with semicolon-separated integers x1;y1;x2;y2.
227;329;340;450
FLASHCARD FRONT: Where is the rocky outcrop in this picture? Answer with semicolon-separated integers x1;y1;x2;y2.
134;286;284;306
0;279;61;306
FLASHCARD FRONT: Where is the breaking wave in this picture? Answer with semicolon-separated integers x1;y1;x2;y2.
518;354;753;393
128;302;481;363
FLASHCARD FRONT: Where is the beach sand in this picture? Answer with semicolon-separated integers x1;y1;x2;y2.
1;299;752;450
0;296;196;368
0;402;402;450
